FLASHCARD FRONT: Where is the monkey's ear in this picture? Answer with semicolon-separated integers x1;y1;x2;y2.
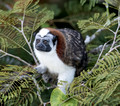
33;31;37;37
33;27;41;37
53;35;58;45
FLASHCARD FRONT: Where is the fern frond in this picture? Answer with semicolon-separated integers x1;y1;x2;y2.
0;0;54;64
105;0;120;9
0;65;39;105
78;12;116;33
69;51;120;105
0;27;26;49
24;8;54;36
0;10;20;26
13;0;54;36
0;0;54;47
80;0;99;10
5;84;38;106
0;0;54;37
12;0;33;12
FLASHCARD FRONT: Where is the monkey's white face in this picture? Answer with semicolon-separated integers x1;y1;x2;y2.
34;28;57;52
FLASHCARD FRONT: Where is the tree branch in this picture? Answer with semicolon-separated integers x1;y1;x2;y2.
0;54;7;59
90;41;110;72
110;11;120;49
20;9;39;65
85;29;103;44
0;50;31;66
84;16;120;45
0;1;12;10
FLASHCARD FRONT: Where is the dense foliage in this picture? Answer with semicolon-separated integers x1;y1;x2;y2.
0;0;120;105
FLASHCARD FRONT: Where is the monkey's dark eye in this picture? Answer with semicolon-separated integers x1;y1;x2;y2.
36;39;40;44
43;40;49;45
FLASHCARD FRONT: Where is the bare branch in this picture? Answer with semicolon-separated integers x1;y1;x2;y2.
96;43;109;63
85;29;103;44
11;25;21;33
20;9;39;65
43;102;50;106
29;14;39;44
0;1;12;10
45;85;56;90
0;54;7;59
10;26;32;56
90;43;120;73
110;16;120;49
109;45;120;53
85;16;120;45
0;50;31;66
91;41;110;71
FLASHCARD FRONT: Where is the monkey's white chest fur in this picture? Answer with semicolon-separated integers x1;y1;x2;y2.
34;49;76;94
35;49;75;74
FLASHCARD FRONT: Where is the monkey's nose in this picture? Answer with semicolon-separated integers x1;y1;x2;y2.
36;44;46;51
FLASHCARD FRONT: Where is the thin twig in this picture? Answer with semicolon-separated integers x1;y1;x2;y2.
0;50;31;66
43;102;50;106
29;13;39;44
0;1;12;10
84;16;119;45
20;9;38;65
91;41;110;71
92;6;120;70
11;25;32;55
90;41;120;72
45;85;56;90
11;25;21;33
112;16;120;23
108;45;120;53
107;28;115;34
85;29;103;44
0;54;7;59
110;17;120;50
91;44;120;71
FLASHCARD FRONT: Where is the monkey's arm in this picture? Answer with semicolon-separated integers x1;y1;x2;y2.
35;65;57;84
35;64;47;74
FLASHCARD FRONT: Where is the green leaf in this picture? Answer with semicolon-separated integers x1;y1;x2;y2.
50;88;78;106
69;51;120;105
50;88;67;106
0;0;54;51
25;99;28;106
0;65;36;105
29;93;33;103
0;27;27;49
80;0;99;9
4;96;7;102
78;12;116;33
105;0;120;9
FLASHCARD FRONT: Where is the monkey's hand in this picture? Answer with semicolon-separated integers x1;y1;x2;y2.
42;73;52;83
34;64;47;74
42;72;57;84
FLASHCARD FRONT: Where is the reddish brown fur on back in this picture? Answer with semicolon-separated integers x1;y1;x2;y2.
46;28;66;61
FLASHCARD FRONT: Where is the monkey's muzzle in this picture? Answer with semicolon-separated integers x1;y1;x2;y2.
35;43;51;52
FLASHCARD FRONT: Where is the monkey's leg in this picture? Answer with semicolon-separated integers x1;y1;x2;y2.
57;68;75;94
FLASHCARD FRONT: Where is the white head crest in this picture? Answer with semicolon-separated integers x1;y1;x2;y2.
37;28;50;37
